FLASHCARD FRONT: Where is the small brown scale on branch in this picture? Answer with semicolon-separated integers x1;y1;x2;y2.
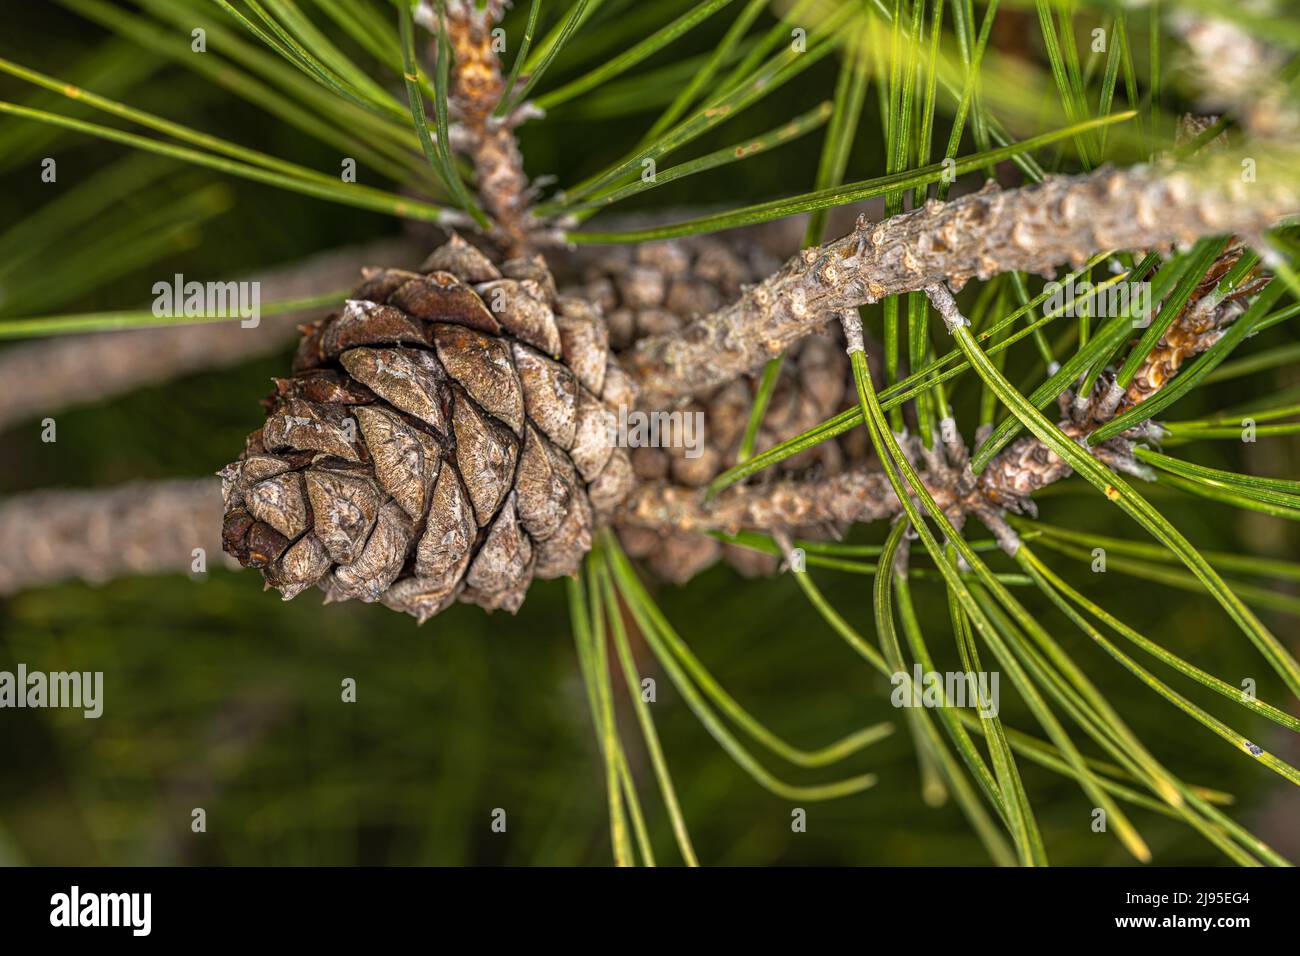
1119;247;1267;411
220;235;635;621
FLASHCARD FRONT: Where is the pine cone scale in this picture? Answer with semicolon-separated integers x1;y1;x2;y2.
433;324;524;433
511;343;578;449
450;381;520;526
388;272;500;333
338;347;450;433
354;405;442;521
304;469;380;566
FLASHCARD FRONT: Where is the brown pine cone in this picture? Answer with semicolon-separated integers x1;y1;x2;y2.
219;234;635;621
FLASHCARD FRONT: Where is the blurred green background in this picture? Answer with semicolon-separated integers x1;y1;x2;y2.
1;0;1297;865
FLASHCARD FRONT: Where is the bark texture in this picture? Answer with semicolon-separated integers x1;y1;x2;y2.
440;0;541;256
0;479;226;596
624;159;1300;403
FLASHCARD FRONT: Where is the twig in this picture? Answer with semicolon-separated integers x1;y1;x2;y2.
623;158;1300;402
439;0;544;256
620;468;903;535
619;249;1260;554
0;478;225;596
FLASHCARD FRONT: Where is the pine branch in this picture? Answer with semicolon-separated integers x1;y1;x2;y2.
617;426;986;546
4;164;1291;591
623;158;1300;403
0;246;1270;601
0;224;1278;592
619;245;1272;558
0;479;225;596
620;467;902;537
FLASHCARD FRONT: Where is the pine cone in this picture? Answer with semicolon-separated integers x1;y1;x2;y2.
219;235;635;621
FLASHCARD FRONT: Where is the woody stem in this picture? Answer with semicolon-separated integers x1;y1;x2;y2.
623;157;1299;404
442;2;538;257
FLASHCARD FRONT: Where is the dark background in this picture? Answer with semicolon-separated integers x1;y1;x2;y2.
0;0;1296;865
